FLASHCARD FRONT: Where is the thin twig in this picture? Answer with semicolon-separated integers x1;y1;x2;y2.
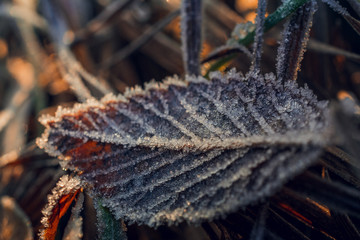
72;0;133;44
102;9;180;69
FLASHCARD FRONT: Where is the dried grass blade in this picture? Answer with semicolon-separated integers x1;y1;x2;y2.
103;9;180;69
73;0;133;44
288;172;360;218
41;0;112;100
201;43;252;64
308;39;360;61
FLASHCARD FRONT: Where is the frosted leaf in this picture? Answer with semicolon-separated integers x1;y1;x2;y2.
37;70;331;227
63;192;84;240
39;175;82;240
181;0;203;76
276;0;317;82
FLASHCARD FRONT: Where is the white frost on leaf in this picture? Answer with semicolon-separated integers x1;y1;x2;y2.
39;175;81;239
37;69;332;227
63;192;84;240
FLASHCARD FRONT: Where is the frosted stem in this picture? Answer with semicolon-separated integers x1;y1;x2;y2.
181;0;203;76
251;0;267;72
322;0;360;35
276;0;316;82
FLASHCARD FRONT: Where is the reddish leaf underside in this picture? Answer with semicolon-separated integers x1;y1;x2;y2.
42;189;80;240
40;175;82;240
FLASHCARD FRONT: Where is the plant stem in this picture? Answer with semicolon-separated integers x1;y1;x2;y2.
205;0;310;77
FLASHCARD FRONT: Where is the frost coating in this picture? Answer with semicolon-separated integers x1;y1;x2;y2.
251;0;267;71
181;0;203;76
95;200;128;240
322;0;360;35
322;0;349;15
37;69;331;227
63;192;84;240
276;0;316;82
39;175;81;240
